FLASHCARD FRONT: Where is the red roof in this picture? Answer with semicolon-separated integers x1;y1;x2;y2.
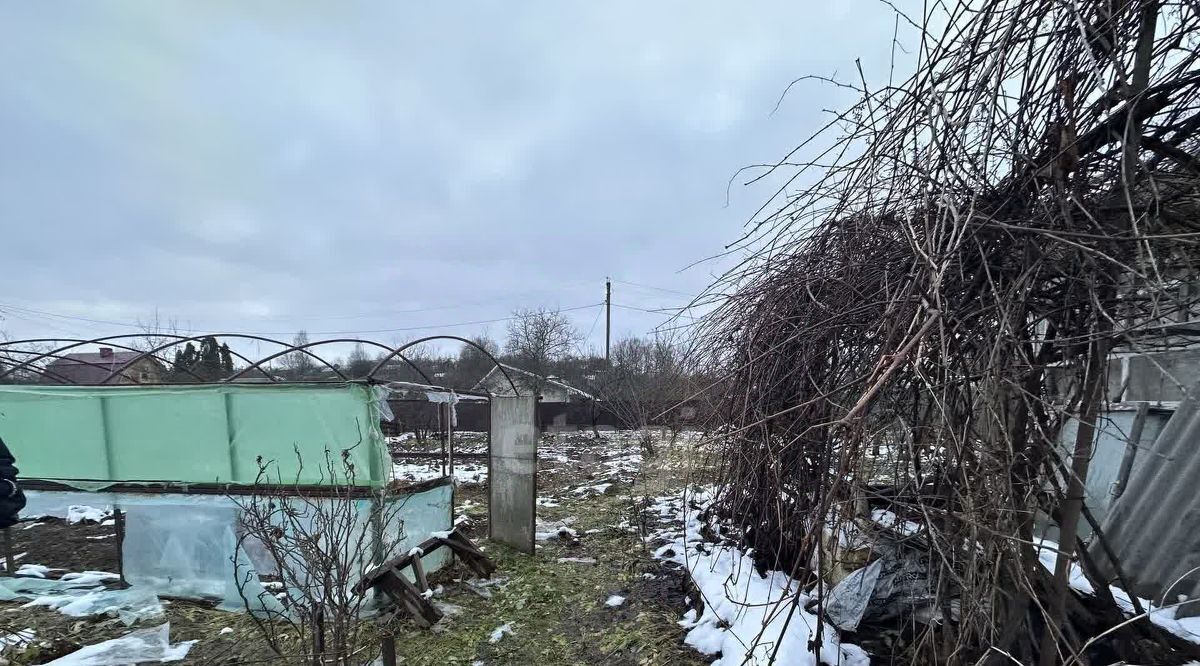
45;351;156;384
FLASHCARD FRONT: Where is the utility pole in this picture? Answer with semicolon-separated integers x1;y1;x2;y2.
605;278;612;364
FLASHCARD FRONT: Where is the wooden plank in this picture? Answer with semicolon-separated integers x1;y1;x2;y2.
391;572;441;627
410;554;429;592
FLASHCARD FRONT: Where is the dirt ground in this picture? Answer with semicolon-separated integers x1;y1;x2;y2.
7;517;119;574
0;430;710;665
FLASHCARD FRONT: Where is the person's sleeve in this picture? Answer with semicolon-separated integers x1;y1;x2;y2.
0;437;20;498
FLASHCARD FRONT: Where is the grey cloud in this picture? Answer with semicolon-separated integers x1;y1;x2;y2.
0;0;908;349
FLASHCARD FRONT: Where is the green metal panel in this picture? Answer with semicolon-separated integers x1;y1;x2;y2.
0;383;389;487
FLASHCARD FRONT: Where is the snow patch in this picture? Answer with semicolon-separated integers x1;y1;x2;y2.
66;506;111;525
391;461;488;485
1036;538;1200;644
488;622;513;644
650;490;869;666
0;627;34;649
17;564;51;578
572;482;613;496
870;508;921;536
605;595;626;607
59;571;121;587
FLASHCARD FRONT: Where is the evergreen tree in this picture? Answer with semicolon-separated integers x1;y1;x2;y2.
196;336;222;380
220;343;234;376
171;342;198;382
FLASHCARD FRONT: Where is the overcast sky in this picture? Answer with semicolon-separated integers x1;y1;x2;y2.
0;1;907;358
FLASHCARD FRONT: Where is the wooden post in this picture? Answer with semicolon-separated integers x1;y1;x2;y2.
440;403;448;476
380;637;397;666
448;399;455;483
410;553;429;593
311;601;325;666
114;509;126;585
3;528;13;575
1039;334;1110;666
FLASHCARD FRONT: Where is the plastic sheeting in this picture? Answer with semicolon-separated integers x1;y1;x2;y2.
121;495;241;601
21;481;454;608
823;540;936;631
23;491;117;520
0;383;390;487
46;623;195;665
0;576;162;626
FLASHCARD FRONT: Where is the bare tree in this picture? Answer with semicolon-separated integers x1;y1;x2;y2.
451;335;500;389
0;326;60;384
597;334;686;452
690;1;1200;663
504;308;581;390
283;330;317;379
133;309;182;353
370;339;439;384
231;445;408;664
344;342;373;379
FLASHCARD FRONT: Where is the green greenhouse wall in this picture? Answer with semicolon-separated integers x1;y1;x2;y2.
0;383;390;487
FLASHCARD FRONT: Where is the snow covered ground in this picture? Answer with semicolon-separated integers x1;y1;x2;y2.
391;460;488;485
388;431;648;488
1035;538;1200;643
646;489;869;666
643;486;1200;665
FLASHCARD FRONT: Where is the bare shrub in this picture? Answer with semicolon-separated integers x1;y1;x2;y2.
231;445;408;664
694;1;1200;663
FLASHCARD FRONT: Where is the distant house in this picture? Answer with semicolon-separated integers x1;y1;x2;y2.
45;348;164;385
472;364;593;403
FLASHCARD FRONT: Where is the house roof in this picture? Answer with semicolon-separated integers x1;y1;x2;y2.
45;351;157;385
471;363;594;400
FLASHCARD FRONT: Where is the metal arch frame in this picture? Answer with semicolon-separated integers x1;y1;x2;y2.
0;348;107;385
0;335;265;384
0;334;514;393
0;346;187;385
0;334;430;385
224;338;433;385
367;335;520;396
112;334;349;384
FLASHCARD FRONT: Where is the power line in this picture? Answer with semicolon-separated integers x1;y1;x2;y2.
612;302;676;315
582;303;604;342
0;301;606;338
0;303;148;330
291;303;604;336
195;299;513;323
612;302;698;321
610;279;695;298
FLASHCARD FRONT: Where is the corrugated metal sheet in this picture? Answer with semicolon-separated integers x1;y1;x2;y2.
1058;406;1172;528
1092;394;1200;616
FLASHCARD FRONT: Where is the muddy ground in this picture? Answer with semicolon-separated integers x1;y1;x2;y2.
0;430;709;665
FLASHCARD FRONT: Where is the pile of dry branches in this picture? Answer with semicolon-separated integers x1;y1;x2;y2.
697;1;1200;663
